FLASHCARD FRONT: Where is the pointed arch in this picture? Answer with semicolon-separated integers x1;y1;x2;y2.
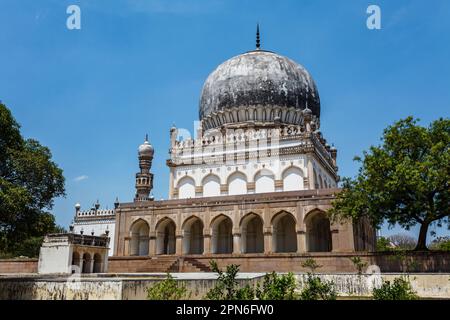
282;166;304;191
305;209;332;252
227;171;247;195
272;211;297;253
182;216;204;254
130;219;150;256
240;213;264;253
202;174;221;197
155;217;176;255
254;169;275;193
177;176;195;199
210;215;233;254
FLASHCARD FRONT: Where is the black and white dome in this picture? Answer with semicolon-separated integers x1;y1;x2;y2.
199;49;320;129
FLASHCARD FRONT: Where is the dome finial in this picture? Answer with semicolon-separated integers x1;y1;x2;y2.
256;23;260;50
145;133;148;142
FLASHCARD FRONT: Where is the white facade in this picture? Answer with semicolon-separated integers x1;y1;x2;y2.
168;125;338;199
73;206;116;256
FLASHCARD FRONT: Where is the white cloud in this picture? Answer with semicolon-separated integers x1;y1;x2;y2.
73;175;89;182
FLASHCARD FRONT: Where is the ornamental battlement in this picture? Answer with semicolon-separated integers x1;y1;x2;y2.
168;125;336;171
74;201;116;219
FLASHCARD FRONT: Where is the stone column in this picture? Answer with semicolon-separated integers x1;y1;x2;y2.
264;231;272;253
296;230;306;253
307;157;315;190
331;228;340;252
149;236;156;256
175;235;183;255
124;238;130;256
233;233;241;254
88;257;94;274
203;234;211;255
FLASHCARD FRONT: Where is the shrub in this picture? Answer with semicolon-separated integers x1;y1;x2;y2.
301;258;322;273
256;272;298;300
205;260;254;300
372;277;418;300
349;256;368;275
429;236;450;251
147;273;190;300
299;274;337;300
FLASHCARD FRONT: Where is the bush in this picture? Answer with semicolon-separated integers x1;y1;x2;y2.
299;274;337;300
429;236;450;251
372;277;418;300
205;260;254;300
376;236;393;252
147;273;190;300
349;256;368;275
256;272;298;300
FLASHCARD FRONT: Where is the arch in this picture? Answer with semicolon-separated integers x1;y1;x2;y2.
305;210;332;252
254;169;275;193
210;215;233;254
202;174;221;197
82;253;91;273
177;176;195;199
272;211;297;253
227;171;247;195
71;251;80;273
130;219;150;256
93;253;102;273
182;216;204;254
282;166;304;191
240;213;264;253
156;217;176;255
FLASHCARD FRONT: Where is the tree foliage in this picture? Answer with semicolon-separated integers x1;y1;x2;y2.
255;272;298;300
147;273;190;300
330;117;450;250
372;277;418;300
0;102;65;257
205;260;254;300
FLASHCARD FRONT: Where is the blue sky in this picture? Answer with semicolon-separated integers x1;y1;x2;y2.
1;0;449;241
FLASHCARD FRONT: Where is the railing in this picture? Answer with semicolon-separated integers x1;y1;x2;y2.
45;233;110;247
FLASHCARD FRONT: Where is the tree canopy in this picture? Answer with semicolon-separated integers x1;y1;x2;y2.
330;117;449;250
0;102;65;257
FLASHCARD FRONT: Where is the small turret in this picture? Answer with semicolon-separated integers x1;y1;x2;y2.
135;135;154;201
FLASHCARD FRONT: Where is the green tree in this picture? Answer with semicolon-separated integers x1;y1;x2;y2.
147;273;190;300
330;117;449;251
0;102;65;257
429;236;450;251
372;277;418;300
255;272;298;300
205;260;254;300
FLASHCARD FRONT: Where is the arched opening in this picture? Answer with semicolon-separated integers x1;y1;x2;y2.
227;172;247;195
211;215;233;254
156;218;176;255
305;210;332;252
272;212;297;253
71;251;80;273
182;216;204;254
130;219;150;256
82;253;91;273
93;253;102;273
178;176;195;199
202;174;220;197
240;213;264;253
254;169;275;193
282;166;304;191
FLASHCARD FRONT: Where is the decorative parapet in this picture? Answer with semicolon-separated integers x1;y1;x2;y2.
43;233;110;248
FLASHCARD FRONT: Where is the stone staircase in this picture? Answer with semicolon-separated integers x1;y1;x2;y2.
182;258;212;272
135;256;179;273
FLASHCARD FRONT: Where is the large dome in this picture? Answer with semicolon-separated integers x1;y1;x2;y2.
199;50;320;129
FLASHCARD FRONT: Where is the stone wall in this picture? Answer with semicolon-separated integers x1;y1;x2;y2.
108;251;450;273
0;259;38;274
1;273;449;299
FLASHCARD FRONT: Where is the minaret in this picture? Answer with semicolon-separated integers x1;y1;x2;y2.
135;135;154;201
